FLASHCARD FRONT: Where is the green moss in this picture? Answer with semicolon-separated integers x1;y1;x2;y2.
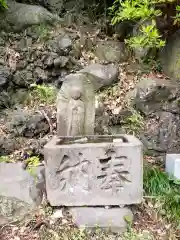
25;156;40;177
122;110;144;135
26;84;57;106
0;156;14;163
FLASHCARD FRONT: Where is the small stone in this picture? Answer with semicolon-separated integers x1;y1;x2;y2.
104;206;110;209
113;138;123;143
74;138;88;143
33;67;47;81
52;209;63;219
58;34;72;50
54;56;69;68
0;66;10;87
62;218;68;224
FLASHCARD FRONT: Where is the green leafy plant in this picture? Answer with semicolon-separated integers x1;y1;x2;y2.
25;156;40;177
0;0;7;9
27;84;57;106
0;156;14;163
35;24;51;41
109;0;177;50
144;165;180;223
122;229;154;240
173;5;180;25
122;110;144;135
110;0;162;24
126;21;165;49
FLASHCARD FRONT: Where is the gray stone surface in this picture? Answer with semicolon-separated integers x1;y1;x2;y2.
126;76;180;154
44;0;64;13
48;34;72;53
0;0;60;32
141;111;179;154
166;154;180;179
80;63;118;90
69;207;133;233
95;41;128;63
0;162;45;206
56;73;95;136
6;108;50;138
0;66;10;87
0;195;33;225
128;77;178;115
44;135;143;206
160;30;180;82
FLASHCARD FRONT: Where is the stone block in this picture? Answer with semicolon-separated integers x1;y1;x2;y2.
166;154;180;179
44;135;143;206
69;207;133;233
0;162;45;206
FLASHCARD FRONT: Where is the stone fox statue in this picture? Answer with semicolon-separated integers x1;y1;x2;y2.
56;73;95;137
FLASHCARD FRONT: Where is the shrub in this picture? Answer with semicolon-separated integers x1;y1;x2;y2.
0;0;7;9
110;0;180;50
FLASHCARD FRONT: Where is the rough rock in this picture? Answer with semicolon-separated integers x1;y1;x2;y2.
33;67;48;81
43;53;58;68
0;91;12;109
0;135;49;155
43;0;64;13
0;136;19;155
0;66;10;87
95;40;128;63
69;207;133;233
160;30;180;82
141;112;179;154
13;70;33;87
114;20;134;41
0;162;45;225
48;34;72;53
0;0;60;32
6;108;50;138
122;75;180;154
54;56;69;68
130;77;178;115
80;63;118;90
0;196;33;225
0;88;29;109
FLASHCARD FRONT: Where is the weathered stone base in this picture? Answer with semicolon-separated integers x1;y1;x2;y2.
69;207;133;233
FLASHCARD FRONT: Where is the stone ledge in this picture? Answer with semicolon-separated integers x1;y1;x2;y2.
69;207;133;233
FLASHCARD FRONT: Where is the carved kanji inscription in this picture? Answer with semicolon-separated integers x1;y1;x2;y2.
51;152;91;192
97;150;131;194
